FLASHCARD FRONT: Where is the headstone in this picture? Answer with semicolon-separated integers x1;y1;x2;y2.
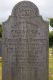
2;1;49;80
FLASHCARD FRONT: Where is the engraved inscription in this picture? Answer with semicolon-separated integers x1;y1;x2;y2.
2;1;48;80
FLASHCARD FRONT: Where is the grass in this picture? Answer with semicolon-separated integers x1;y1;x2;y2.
49;48;53;80
0;57;2;80
49;56;53;80
0;49;53;80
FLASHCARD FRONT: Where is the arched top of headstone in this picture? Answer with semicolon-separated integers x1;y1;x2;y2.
12;1;39;17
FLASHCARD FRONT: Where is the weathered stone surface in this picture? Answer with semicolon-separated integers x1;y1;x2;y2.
2;1;49;80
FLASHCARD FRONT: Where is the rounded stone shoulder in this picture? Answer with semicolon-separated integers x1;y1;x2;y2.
12;1;39;17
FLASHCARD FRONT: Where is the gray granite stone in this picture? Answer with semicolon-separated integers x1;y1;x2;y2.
2;1;49;80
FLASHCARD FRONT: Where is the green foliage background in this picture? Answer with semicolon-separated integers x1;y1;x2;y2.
49;31;53;47
50;18;53;27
